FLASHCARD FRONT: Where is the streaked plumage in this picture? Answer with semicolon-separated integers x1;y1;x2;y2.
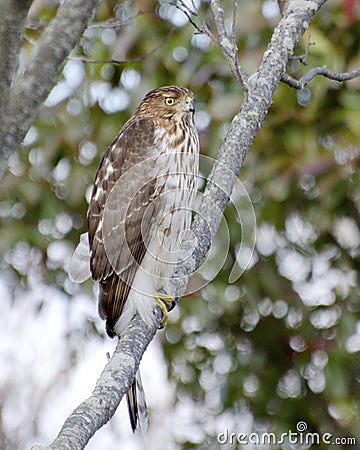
87;86;199;431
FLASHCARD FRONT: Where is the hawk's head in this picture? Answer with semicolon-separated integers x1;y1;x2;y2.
136;86;195;120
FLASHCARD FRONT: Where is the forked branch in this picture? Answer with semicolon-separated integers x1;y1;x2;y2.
281;66;360;89
282;31;360;88
176;0;248;87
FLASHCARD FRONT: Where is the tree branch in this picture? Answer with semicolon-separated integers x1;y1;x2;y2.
88;11;142;29
281;65;360;88
70;28;175;64
31;1;327;449
31;310;162;450
289;33;314;64
209;0;248;87
0;0;102;180
0;0;32;170
176;0;248;87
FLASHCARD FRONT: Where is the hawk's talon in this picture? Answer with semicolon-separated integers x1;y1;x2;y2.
154;291;175;328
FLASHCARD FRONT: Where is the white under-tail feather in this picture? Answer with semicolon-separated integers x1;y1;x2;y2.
68;232;91;283
126;370;148;432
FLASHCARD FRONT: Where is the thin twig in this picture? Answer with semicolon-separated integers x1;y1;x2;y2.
290;33;314;65
281;65;360;89
89;11;142;29
210;0;227;39
231;0;238;49
176;0;214;37
23;35;38;47
176;0;248;88
210;0;248;87
25;11;141;32
25;20;47;32
70;28;175;64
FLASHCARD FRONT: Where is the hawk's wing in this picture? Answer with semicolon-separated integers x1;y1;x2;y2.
88;117;158;335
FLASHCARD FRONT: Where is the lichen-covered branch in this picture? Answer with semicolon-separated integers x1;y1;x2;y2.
176;0;248;86
0;0;32;169
281;65;360;88
0;0;101;180
209;0;248;86
31;310;162;450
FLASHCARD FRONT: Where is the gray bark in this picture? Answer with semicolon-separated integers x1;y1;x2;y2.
0;0;101;179
31;0;327;449
32;311;161;450
0;0;32;166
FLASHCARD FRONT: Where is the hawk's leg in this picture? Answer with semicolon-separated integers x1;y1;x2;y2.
154;291;176;328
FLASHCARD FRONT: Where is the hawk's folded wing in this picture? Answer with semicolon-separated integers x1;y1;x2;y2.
87;117;158;334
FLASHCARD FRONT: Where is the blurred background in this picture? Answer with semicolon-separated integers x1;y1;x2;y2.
0;0;359;449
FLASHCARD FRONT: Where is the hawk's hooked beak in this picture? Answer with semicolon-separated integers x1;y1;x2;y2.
184;96;195;113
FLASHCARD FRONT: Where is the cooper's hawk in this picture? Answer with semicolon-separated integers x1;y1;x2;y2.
70;86;199;431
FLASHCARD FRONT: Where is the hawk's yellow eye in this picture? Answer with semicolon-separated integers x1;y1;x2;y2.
165;97;176;106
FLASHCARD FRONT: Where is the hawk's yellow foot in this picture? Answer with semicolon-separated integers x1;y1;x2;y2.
155;291;175;328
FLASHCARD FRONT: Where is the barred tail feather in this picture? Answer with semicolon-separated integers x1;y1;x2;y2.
126;369;148;432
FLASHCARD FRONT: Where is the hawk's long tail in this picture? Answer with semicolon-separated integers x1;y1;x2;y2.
126;369;148;432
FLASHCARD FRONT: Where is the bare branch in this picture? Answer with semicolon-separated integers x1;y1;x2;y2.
0;0;32;169
278;0;286;15
25;12;141;33
70;28;175;64
176;0;248;87
231;0;238;49
31;310;162;450
209;0;248;87
89;11;142;29
0;0;102;181
290;33;314;65
175;1;214;38
281;65;360;88
210;0;227;38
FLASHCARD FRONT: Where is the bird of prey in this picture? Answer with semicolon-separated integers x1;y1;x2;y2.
70;86;199;431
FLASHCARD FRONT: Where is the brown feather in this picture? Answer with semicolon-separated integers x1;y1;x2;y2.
87;86;199;432
88;117;157;335
88;86;198;337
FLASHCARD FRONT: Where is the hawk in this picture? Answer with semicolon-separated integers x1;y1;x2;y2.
70;86;199;431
